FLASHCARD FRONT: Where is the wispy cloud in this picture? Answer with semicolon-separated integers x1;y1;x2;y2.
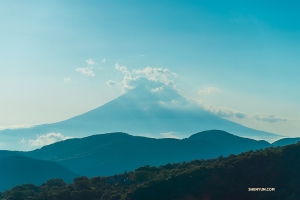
76;68;95;76
110;63;178;92
0;124;32;130
252;113;296;123
198;87;220;95
106;80;116;87
86;59;96;65
21;132;72;147
207;106;247;119
133;66;178;87
76;59;101;76
160;131;179;139
202;103;300;123
114;62;133;91
151;86;164;93
64;77;71;83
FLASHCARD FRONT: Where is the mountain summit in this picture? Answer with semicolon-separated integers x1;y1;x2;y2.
0;83;281;150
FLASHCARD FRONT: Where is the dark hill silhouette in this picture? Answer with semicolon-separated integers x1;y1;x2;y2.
0;85;282;151
23;130;271;177
272;137;300;147
0;156;78;191
2;139;300;199
0;150;21;159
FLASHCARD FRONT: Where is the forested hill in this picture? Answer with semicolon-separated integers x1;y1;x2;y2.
23;130;270;177
1;141;300;200
0;156;78;192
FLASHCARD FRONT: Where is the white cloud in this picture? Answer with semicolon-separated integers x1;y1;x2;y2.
64;77;71;83
86;59;96;65
111;63;178;92
207;106;247;119
198;87;220;95
22;132;72;147
252;113;293;123
133;66;178;87
102;58;106;63
115;62;134;91
151;86;164;93
202;103;300;123
76;59;102;76
76;68;95;77
0;124;33;130
106;80;116;87
160;132;179;139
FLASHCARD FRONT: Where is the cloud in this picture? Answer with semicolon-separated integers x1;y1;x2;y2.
115;62;133;91
202;103;300;123
64;77;71;83
133;66;178;87
106;80;116;87
0;124;33;130
76;59;102;76
198;87;220;95
128;77;164;89
160;132;179;139
210;107;247;119
76;68;95;76
151;86;164;93
252;113;291;123
111;63;178;92
22;132;72;147
86;59;96;65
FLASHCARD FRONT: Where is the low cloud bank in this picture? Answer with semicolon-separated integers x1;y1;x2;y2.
21;132;72;147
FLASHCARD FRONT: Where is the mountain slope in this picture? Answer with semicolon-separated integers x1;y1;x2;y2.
0;150;21;159
127;142;300;200
2;140;300;200
0;156;78;191
23;131;271;177
0;85;281;150
271;137;300;147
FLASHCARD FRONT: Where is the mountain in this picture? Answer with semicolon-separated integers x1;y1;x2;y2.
126;141;300;200
0;150;21;159
272;137;300;147
0;155;78;191
0;84;282;151
23;130;271;177
2;140;300;200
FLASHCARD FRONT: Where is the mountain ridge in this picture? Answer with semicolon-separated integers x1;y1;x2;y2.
0;85;282;151
22;130;272;177
0;155;78;191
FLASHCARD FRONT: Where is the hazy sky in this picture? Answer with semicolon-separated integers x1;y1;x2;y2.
1;0;299;137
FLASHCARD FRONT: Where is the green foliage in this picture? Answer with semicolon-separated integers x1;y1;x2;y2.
1;143;300;199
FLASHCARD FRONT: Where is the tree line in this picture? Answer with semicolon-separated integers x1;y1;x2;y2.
1;142;300;200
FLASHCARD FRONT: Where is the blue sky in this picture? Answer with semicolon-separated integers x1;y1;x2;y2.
1;0;299;137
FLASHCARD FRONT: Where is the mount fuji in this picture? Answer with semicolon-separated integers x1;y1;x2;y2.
0;82;282;150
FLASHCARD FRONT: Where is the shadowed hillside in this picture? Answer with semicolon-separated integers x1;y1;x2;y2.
23;130;271;177
2;141;300;199
0;156;78;191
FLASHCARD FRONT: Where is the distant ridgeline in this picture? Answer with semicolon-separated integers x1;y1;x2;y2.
1;138;300;200
0;130;300;192
21;130;273;177
0;85;282;151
